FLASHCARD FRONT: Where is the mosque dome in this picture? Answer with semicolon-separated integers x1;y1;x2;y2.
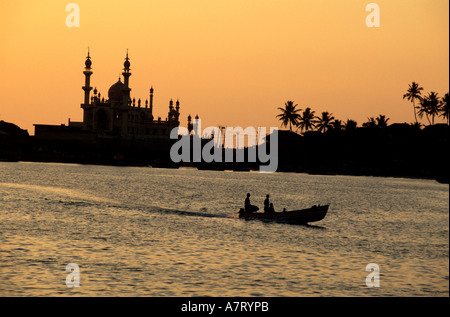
108;79;125;101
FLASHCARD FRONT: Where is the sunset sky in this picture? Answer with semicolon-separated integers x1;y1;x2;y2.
1;0;448;135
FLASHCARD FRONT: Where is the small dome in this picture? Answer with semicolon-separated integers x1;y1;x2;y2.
108;79;125;101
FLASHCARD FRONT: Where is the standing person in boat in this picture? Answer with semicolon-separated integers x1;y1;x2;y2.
264;194;270;213
245;193;258;213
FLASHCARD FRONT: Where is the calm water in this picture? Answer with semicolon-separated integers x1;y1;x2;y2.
0;162;448;296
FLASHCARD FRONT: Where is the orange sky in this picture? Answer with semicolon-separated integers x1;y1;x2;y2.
0;0;448;135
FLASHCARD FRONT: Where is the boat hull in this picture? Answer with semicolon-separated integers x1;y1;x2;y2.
237;205;329;224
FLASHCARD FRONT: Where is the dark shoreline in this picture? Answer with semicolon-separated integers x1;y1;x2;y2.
1;121;449;184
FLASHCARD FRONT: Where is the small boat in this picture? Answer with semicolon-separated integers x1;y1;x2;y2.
235;204;329;224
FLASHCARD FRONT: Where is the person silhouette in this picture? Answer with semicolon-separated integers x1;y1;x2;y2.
245;193;251;211
264;194;270;213
269;202;275;213
244;193;258;213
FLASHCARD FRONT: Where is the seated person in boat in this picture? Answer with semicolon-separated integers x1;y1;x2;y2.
269;203;275;213
244;193;259;213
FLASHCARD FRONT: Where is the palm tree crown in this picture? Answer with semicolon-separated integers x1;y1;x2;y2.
298;107;316;133
344;119;358;131
403;81;423;124
316;112;335;133
376;114;390;128
276;101;301;132
363;117;377;128
331;119;343;131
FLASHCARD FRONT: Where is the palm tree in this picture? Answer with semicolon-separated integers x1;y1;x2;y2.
425;92;441;125
276;101;301;132
344;119;357;131
297;107;316;133
440;93;449;125
418;92;440;125
411;121;422;129
376;114;390;128
417;97;431;125
331;119;343;132
316;112;335;133
363;117;377;128
403;82;423;124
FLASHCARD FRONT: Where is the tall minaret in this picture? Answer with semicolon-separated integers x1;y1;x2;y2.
175;99;180;124
82;49;93;106
149;86;154;116
168;99;174;122
187;114;193;134
122;50;132;107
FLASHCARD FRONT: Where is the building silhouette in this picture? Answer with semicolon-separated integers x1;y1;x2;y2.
31;51;195;165
35;50;188;141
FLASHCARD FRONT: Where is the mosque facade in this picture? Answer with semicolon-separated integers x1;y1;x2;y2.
35;51;194;141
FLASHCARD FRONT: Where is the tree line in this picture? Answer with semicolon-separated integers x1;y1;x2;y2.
277;82;449;133
402;82;449;126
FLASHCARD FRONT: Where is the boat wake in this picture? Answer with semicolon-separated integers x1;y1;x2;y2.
0;182;232;221
156;208;230;220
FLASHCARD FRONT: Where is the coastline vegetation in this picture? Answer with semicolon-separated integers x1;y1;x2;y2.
272;83;449;181
277;82;449;134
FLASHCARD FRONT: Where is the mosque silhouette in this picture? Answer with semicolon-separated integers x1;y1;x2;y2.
30;50;198;165
34;50;195;142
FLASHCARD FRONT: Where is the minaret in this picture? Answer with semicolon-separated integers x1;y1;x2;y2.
82;49;93;106
149;86;154;116
175;99;180;123
168;99;174;122
122;50;132;107
187;114;193;134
